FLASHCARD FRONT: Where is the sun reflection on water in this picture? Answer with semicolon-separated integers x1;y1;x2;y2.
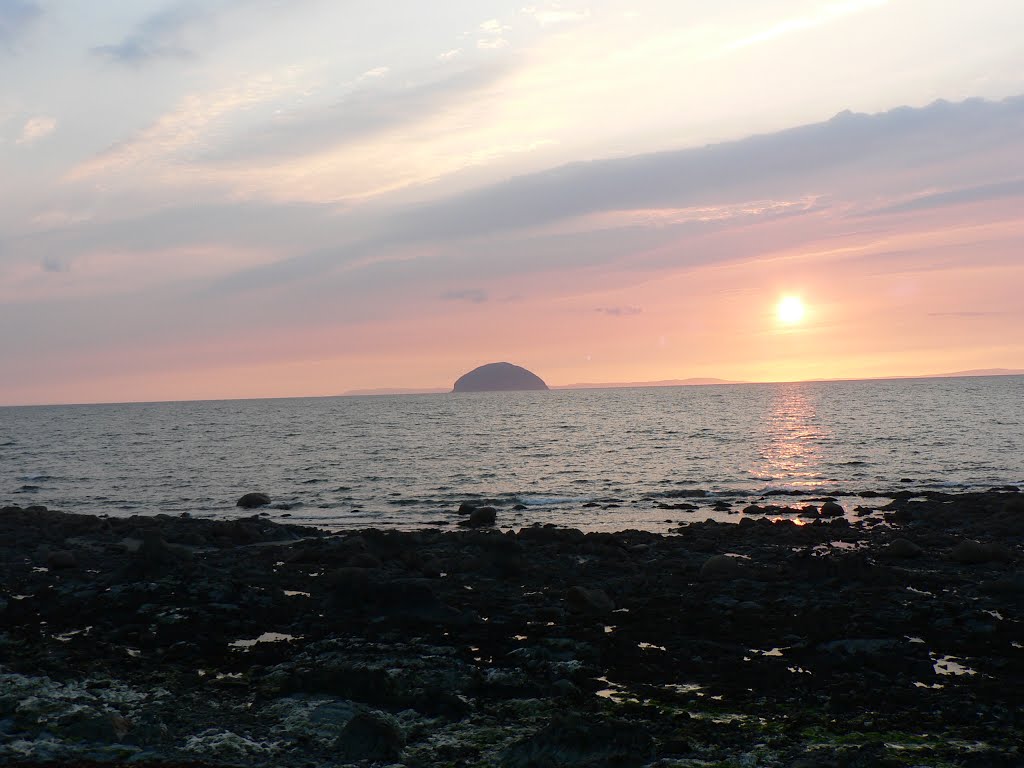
753;385;831;488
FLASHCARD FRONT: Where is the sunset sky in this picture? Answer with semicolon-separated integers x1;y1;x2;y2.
2;0;1023;405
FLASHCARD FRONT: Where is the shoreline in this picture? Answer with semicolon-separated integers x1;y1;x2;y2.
2;490;1022;766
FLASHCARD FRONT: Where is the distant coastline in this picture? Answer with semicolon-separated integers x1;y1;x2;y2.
341;368;1023;397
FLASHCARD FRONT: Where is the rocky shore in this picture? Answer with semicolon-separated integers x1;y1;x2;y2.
1;490;1022;767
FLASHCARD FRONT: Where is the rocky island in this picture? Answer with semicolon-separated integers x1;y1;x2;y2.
453;362;549;393
1;489;1022;766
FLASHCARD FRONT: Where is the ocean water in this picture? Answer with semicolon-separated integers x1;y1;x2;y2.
2;376;1022;532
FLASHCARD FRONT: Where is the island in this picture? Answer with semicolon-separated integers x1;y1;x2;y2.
452;362;549;392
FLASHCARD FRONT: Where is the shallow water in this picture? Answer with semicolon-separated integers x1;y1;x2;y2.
1;376;1022;531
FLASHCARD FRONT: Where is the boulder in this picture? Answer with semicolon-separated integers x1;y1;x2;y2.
820;500;845;517
566;586;614;615
236;492;271;509
468;506;497;527
335;712;404;762
883;538;922;558
501;714;653;768
700;554;744;579
46;550;78;569
951;540;1012;564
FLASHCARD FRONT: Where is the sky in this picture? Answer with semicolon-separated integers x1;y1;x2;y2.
1;0;1023;405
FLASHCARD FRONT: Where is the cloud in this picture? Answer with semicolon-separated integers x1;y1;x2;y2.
92;2;203;65
927;311;1004;318
198;60;514;164
16;115;55;144
40;254;68;273
441;288;488;303
203;94;1024;298
380;96;1024;244
860;178;1024;217
724;0;889;53
0;0;41;48
521;5;591;27
596;306;641;317
67;68;315;181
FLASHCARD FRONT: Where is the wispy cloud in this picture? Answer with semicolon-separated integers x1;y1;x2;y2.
927;311;1004;318
521;5;591;27
0;0;41;49
196;61;513;165
596;306;641;317
17;115;55;144
66;67;314;181
92;2;203;65
441;288;488;303
725;0;889;52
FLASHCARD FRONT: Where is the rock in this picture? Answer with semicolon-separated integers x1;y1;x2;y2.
46;550;78;569
457;501;479;515
468;506;497;527
452;362;549;392
566;586;614;615
501;714;653;768
820;500;845;517
236;492;271;509
700;554;744;579
951;540;1012;564
335;711;404;762
883;538;922;558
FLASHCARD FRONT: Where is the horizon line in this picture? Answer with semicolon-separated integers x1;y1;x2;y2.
3;368;1022;409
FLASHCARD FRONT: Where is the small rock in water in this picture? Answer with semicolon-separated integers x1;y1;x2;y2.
236;492;271;509
820;500;845;517
460;506;496;528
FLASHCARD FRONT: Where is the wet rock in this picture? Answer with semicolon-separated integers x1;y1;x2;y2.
501;714;653;768
565;586;614;615
335;711;404;762
951;539;1012;564
883;538;922;558
46;550;77;569
700;554;744;579
462;505;497;528
236;492;271;508
820;500;845;517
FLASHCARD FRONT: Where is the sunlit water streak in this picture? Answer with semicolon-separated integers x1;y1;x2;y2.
1;376;1021;531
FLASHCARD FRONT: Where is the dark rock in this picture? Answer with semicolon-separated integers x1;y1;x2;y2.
236;492;271;508
700;554;744;579
335;711;404;762
46;550;78;569
883;538;922;558
468;505;497;527
452;362;549;392
951;540;1012;564
565;586;614;615
820;500;845;517
501;715;653;768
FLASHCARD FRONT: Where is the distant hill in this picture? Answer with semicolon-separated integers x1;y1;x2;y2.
923;368;1024;378
453;362;549;392
555;377;741;390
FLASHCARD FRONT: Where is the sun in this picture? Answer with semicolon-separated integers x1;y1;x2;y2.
777;296;805;325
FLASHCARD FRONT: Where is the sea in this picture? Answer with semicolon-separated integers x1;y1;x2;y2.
2;376;1022;532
